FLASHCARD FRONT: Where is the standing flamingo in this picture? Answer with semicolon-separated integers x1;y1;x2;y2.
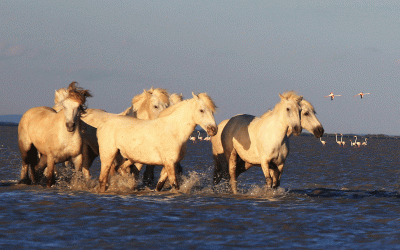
197;131;203;141
189;135;196;143
354;92;370;99
320;137;327;145
362;138;368;146
324;92;341;101
340;134;346;146
354;136;361;147
335;133;342;146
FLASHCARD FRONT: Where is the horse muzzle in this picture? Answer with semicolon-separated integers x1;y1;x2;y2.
206;125;218;137
293;125;302;136
313;126;324;138
66;122;76;132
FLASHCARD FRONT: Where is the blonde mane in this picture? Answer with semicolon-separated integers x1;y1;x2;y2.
158;92;217;118
169;93;183;105
260;91;302;119
131;87;170;111
52;82;91;113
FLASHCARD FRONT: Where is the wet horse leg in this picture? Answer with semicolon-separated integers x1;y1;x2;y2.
45;156;56;188
143;165;156;186
261;161;273;188
228;148;238;194
156;162;179;192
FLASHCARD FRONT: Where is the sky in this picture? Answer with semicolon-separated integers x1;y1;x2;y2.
0;1;399;135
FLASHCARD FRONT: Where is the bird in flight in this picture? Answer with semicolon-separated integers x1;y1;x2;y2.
354;92;370;99
324;92;341;100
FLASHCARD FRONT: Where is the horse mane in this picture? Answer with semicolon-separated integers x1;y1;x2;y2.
169;93;183;105
149;87;170;106
198;93;217;113
131;87;170;111
300;99;316;114
260;91;302;118
66;82;92;113
158;93;217;118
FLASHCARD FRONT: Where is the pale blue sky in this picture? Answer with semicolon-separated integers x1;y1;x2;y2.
1;1;399;135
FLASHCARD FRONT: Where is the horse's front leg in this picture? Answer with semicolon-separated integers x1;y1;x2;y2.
228;149;238;194
269;163;284;188
261;161;273;189
156;162;179;192
46;156;56;188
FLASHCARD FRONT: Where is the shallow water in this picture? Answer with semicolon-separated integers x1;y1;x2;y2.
1;126;399;249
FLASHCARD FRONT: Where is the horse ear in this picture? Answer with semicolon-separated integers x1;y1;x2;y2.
278;93;284;99
300;95;303;101
192;92;198;99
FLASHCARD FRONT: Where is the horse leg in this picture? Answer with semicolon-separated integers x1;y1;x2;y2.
46;156;56;188
155;167;168;191
143;165;156;186
261;161;273;188
19;146;39;185
269;163;284;188
156;162;179;192
228;149;238;194
81;143;97;179
99;150;119;192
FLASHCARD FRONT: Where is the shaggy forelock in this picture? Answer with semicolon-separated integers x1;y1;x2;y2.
198;93;217;113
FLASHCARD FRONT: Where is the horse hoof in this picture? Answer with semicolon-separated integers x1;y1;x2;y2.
18;179;32;185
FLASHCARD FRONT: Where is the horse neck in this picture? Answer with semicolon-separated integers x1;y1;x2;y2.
257;109;290;141
159;99;197;141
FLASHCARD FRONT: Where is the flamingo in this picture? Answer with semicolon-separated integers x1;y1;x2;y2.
354;136;361;147
204;134;211;141
335;133;342;146
362;138;368;146
197;131;203;141
354;92;370;99
340;134;346;146
324;92;341;101
189;135;196;143
320;137;326;145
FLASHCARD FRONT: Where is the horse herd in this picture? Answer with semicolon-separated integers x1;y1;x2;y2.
17;82;324;193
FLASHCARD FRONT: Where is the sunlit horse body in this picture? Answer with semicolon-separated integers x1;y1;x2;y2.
97;93;217;192
142;93;185;185
18;82;92;187
74;87;170;178
211;92;303;194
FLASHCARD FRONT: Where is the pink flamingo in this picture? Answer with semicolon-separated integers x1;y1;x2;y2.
324;92;341;101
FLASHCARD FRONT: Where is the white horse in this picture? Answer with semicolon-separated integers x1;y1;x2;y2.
96;92;217;192
211;92;303;194
18;82;91;187
78;87;170;178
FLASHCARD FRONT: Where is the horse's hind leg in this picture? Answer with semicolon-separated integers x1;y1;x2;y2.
143;165;156;186
228;149;239;194
155;167;168;191
18;145;38;185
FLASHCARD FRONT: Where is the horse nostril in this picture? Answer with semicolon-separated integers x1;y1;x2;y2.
207;126;218;136
66;122;75;132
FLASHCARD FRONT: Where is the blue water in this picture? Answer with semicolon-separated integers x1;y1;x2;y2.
1;126;399;249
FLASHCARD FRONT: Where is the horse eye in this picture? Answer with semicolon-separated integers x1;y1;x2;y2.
286;108;290;112
154;105;158;109
304;111;309;116
200;109;204;113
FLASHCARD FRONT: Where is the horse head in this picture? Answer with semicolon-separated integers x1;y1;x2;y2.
192;92;218;136
133;88;170;120
62;82;92;132
299;99;324;138
278;93;302;136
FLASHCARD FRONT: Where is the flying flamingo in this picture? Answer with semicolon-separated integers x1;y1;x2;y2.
324;92;341;101
320;137;326;145
197;131;203;141
354;92;370;99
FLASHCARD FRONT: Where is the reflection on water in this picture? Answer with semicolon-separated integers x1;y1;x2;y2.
0;126;399;249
